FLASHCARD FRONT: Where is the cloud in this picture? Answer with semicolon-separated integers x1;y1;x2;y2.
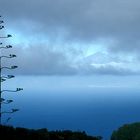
1;0;140;42
81;64;140;76
1;0;140;75
8;45;77;75
1;45;139;76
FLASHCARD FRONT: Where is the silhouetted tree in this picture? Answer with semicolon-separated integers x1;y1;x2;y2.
0;16;23;125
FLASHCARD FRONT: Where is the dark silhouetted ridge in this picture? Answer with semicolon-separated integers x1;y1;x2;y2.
0;125;102;140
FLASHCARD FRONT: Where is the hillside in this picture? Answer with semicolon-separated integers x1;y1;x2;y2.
0;125;102;140
111;122;140;140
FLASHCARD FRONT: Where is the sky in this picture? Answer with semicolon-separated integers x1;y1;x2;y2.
1;1;140;139
1;0;140;76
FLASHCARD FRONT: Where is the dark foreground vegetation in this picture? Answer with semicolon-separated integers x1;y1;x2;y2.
0;125;102;140
1;122;140;140
111;122;140;140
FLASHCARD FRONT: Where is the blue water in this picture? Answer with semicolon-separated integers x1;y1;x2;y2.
2;76;140;140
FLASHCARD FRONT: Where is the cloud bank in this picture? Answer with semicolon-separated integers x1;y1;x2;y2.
0;0;140;75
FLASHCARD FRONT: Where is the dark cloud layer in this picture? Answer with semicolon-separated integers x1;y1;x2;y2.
0;0;140;75
1;0;140;43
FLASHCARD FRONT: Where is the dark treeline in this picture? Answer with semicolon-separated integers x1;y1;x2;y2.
0;125;102;140
1;122;140;140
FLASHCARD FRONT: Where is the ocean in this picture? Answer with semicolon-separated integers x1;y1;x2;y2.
2;76;140;140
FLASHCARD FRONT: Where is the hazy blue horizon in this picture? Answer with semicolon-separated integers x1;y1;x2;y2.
2;76;140;140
